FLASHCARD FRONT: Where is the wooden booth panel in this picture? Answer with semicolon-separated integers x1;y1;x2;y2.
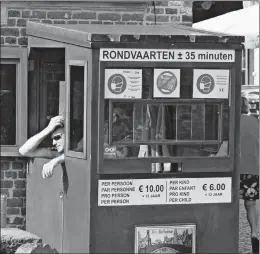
62;158;91;253
26;158;64;253
62;44;91;253
92;192;239;253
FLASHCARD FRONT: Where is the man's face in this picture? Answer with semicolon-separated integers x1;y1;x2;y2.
51;128;65;153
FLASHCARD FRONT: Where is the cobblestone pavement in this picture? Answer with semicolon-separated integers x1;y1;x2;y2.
239;200;259;253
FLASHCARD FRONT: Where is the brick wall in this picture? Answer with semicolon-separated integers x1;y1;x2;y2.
0;157;27;229
1;1;192;47
0;0;192;229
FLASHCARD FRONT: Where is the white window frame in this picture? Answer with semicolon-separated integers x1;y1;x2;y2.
1;47;28;156
242;49;248;85
65;60;88;159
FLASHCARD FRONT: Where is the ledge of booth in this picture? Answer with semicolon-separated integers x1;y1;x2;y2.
1;228;42;254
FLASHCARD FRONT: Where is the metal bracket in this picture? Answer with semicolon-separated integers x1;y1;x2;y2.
133;34;140;40
107;34;121;42
219;37;229;44
189;35;196;43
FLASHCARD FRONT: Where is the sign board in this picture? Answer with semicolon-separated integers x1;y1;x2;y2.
105;69;142;99
135;225;196;254
100;48;235;62
193;69;230;99
153;69;180;98
98;177;232;206
104;145;116;158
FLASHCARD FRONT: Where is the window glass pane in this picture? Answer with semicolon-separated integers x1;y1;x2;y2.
242;70;246;85
222;102;229;149
0;64;16;145
69;66;84;152
103;67;230;159
103;101;227;158
28;49;65;142
43;62;64;120
108;102;220;142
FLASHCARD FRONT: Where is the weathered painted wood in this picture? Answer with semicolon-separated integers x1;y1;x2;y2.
26;159;63;253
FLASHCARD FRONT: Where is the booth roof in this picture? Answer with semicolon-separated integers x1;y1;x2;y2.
27;21;244;47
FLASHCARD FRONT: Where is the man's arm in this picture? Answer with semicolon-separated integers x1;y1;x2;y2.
19;116;64;158
42;154;65;178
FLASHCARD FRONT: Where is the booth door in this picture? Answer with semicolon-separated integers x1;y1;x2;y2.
26;49;66;252
62;45;91;253
26;158;64;253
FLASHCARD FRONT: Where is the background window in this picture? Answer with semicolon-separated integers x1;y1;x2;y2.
28;48;65;146
0;64;16;145
1;47;28;156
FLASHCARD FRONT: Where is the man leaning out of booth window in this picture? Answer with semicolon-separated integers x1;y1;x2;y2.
19;116;65;179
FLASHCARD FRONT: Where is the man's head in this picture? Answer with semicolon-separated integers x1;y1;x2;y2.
51;127;65;153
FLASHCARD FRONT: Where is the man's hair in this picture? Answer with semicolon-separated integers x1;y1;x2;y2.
241;97;249;114
51;127;65;138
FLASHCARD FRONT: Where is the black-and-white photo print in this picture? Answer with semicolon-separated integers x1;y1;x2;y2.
0;1;259;253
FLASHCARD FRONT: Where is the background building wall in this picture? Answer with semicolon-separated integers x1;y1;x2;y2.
1;1;193;47
1;158;26;229
0;1;192;229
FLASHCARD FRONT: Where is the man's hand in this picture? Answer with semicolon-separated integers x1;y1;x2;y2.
42;159;58;179
42;153;65;179
45;116;65;134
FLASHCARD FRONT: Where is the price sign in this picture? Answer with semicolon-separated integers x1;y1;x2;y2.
139;184;165;193
202;183;226;191
98;177;232;206
196;178;232;203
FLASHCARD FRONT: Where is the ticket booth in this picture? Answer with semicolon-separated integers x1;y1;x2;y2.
26;21;244;253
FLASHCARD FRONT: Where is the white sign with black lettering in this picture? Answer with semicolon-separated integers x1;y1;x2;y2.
105;69;142;99
100;48;235;62
98;177;232;206
154;69;180;98
193;69;230;99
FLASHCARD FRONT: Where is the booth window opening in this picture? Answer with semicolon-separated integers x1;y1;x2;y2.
106;101;222;144
104;101;228;158
66;62;88;159
103;67;230;159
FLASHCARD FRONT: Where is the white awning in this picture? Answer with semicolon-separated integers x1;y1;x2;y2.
193;5;259;49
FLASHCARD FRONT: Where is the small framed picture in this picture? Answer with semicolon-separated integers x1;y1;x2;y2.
135;224;196;253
